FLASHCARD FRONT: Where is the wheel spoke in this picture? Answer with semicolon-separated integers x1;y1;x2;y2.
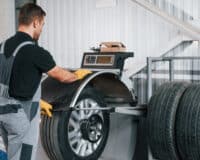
92;143;98;150
86;100;100;118
75;140;84;154
70;137;80;145
79;101;85;119
94;109;101;114
84;99;89;107
80;142;87;156
71;111;80;121
90;101;98;107
87;143;93;154
68;130;80;140
97;139;101;145
69;118;79;129
87;109;95;118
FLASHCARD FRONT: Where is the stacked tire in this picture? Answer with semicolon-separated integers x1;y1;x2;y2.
147;82;200;160
176;84;200;160
40;88;110;160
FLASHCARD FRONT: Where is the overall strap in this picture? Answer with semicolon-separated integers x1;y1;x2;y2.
0;41;6;54
13;41;35;57
0;41;35;98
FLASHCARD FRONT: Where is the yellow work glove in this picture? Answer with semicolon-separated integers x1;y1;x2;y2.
40;99;53;117
74;69;92;80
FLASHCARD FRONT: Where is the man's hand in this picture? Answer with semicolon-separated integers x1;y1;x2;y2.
47;66;92;83
40;99;53;117
74;69;92;80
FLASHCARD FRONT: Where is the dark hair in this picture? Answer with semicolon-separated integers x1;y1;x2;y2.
18;3;46;26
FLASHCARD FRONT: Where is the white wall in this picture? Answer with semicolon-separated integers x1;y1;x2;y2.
0;0;15;151
0;0;15;42
37;0;200;76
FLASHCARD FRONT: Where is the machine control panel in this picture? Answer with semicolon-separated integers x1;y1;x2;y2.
84;55;115;66
81;52;134;71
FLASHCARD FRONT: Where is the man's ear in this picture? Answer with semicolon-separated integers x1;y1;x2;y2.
33;19;39;28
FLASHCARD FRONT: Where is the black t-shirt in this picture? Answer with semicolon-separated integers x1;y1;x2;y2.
0;32;56;100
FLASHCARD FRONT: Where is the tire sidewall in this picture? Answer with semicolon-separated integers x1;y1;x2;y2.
58;88;110;160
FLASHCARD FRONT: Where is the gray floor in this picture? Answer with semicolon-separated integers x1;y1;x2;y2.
36;113;138;160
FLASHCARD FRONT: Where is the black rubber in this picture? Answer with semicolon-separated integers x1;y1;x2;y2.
48;116;58;160
147;82;189;160
40;115;53;159
44;116;56;160
50;112;64;160
40;87;110;160
176;84;200;160
41;113;65;160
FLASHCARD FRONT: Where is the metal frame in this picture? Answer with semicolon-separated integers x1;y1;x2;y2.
147;56;200;100
73;105;147;117
129;27;194;78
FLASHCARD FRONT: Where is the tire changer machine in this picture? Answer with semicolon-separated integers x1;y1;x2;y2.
41;51;147;160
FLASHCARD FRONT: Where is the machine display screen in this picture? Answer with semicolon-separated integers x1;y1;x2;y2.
96;56;113;64
84;55;114;66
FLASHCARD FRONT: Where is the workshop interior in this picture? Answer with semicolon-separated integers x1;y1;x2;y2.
1;0;200;160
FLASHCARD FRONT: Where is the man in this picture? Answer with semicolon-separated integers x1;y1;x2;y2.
0;3;91;160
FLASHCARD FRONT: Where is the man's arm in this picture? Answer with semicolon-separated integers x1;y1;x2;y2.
33;47;91;83
40;66;77;117
42;66;92;117
47;66;77;83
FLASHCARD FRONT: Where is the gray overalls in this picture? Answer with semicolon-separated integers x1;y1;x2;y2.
0;41;41;160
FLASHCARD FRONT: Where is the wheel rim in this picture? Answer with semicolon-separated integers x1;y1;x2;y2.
68;98;104;157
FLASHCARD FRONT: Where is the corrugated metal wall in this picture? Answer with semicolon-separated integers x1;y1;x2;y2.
0;0;15;152
37;0;200;103
0;0;15;42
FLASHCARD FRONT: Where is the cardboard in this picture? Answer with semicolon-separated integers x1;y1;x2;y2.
100;42;126;52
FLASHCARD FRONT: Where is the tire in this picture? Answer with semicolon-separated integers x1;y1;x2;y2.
147;82;189;160
41;87;110;160
41;113;65;160
40;115;53;159
176;84;200;160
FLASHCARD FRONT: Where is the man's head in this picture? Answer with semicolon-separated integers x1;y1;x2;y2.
18;3;46;41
